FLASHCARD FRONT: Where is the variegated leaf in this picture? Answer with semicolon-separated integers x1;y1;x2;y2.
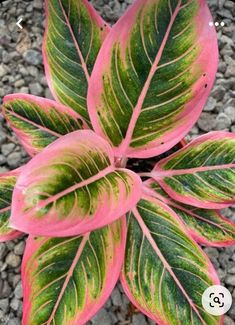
121;195;221;324
11;130;141;237
3;94;88;156
0;169;23;242
43;0;110;124
144;179;235;247
22;219;126;325
153;132;235;209
88;0;218;158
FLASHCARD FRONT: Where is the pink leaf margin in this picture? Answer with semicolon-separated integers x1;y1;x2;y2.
153;132;235;209
10;130;142;237
42;0;111;105
88;0;218;159
3;94;89;157
22;217;127;325
120;195;222;324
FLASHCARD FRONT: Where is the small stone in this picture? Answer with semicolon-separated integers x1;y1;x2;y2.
228;266;235;274
204;97;217;112
204;247;219;259
33;0;43;9
111;287;122;307
29;82;43;96
0;243;6;259
10;297;20;311
223;315;234;325
7;318;20;325
0;64;8;77
0;281;11;299
0;132;6;145
91;309;112;325
7;152;22;169
0;298;9;312
14;282;23;299
197;113;216;132
215;113;231;130
224;106;235;123
23;50;42;65
1;143;15;156
225;275;235;286
211;86;226;101
5;252;21;268
0;154;6;165
132;314;148;325
14;241;25;256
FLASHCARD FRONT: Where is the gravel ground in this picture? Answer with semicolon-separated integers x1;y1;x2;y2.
0;0;235;324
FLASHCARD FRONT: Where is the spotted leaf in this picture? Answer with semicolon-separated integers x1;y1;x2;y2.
22;219;126;325
153;132;235;209
121;195;221;324
43;0;110;125
144;179;235;247
88;0;218;158
0;169;23;242
2;94;88;156
11;130;141;237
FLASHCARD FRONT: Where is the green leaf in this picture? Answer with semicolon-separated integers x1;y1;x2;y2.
22;219;126;324
121;195;221;324
88;0;218;158
145;179;235;247
43;0;110;124
153;132;235;209
11;130;142;237
3;94;88;156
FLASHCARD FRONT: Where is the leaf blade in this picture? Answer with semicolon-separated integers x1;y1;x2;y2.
43;0;110;124
88;0;218;158
10;130;142;237
144;179;235;247
153;132;235;209
121;195;221;324
3;94;88;156
22;219;126;325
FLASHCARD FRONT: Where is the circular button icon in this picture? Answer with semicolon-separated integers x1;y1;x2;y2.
202;285;232;316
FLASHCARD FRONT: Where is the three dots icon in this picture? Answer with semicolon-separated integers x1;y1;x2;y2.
209;21;225;27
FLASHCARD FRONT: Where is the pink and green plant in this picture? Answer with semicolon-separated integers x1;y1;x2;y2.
0;0;235;324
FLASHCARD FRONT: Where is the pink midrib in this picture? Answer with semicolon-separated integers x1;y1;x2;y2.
46;233;90;324
57;0;90;82
152;163;235;179
118;1;182;156
132;207;206;325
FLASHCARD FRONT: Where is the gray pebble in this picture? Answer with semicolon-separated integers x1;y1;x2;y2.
91;309;112;325
7;152;22;169
5;252;21;268
14;282;22;299
23;50;42;66
215;112;232;130
132;314;148;325
1;143;15;156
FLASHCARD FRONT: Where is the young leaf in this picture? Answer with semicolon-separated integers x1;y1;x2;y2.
3;94;88;156
121;195;221;324
153;132;235;209
43;0;110;124
144;179;235;247
22;218;126;325
10;130;142;237
0;169;23;242
88;0;218;158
